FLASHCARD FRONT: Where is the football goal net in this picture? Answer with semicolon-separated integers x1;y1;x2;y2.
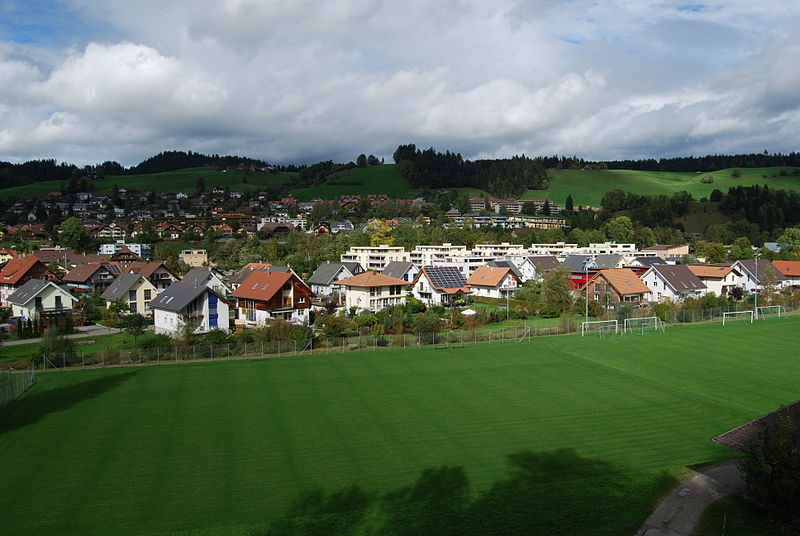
722;310;754;326
623;316;665;335
756;305;786;319
581;320;618;337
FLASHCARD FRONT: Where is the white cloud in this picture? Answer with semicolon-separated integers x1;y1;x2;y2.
0;0;798;165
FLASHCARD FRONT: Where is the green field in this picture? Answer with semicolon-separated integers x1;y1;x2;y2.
291;165;420;201
0;167;296;198
1;318;798;535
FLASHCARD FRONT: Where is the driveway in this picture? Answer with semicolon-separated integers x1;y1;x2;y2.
3;324;123;346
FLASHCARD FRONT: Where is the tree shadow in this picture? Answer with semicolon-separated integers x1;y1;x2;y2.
0;370;140;436
260;448;678;536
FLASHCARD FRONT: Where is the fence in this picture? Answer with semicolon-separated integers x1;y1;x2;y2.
1;365;36;411
30;300;800;372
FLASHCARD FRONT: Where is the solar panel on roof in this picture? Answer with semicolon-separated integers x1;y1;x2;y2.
426;267;467;288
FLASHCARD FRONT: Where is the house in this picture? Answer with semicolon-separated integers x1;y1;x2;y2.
0;248;20;264
181;267;231;296
731;259;788;292
8;279;78;325
62;262;122;293
584;269;651;308
410;267;471;307
771;260;800;287
382;261;419;283
179;249;208;268
467;266;521;299
592;254;626;270
228;263;291;290
150;280;230;336
127;262;180;290
641;244;690;260
307;261;365;297
640;264;706;302
109;246;144;266
0;257;54;306
526;256;561;280
334;271;408;312
98;241;151;259
232;270;314;325
686;265;743;297
101;273;159;315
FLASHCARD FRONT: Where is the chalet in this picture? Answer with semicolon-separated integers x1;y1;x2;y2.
8;279;77;324
155;223;183;240
101;273;159;315
0;248;19;264
382;261;419;283
307;261;364;297
467;266;521;299
584;269;651;308
334;271;408;312
411;267;470;307
0;257;54;306
127;262;180;290
686;265;743;297
771;260;800;287
151;280;230;336
62;262;122;293
640;264;706;302
232;270;314;325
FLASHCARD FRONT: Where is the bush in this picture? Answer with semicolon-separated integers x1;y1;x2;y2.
700;175;714;184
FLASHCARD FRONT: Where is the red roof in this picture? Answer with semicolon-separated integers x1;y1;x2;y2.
772;260;800;278
335;270;408;288
63;263;107;283
0;256;45;285
231;270;294;301
127;262;169;278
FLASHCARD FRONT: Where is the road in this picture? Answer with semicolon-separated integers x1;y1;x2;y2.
3;324;123;346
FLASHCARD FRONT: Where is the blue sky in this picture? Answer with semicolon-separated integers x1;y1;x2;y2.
0;0;798;166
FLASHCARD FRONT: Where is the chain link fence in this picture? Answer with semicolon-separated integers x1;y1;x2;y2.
31;301;799;371
1;365;36;411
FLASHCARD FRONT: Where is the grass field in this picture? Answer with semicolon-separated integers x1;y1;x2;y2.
695;494;789;536
1;318;798;535
0;167;296;198
291;165;420;201
0;332;134;364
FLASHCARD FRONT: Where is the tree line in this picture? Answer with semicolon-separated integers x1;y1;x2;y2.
603;151;800;172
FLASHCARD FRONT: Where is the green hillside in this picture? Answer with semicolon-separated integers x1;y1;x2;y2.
1;319;798;535
291;164;419;201
0;167;296;198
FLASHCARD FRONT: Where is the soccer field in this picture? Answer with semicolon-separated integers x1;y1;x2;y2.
1;319;798;535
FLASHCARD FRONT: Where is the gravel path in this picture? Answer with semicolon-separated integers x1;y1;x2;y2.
636;461;744;536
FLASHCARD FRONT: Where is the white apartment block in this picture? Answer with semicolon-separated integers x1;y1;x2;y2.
472;243;526;257
410;243;469;266
431;254;496;279
340;245;411;271
528;241;636;258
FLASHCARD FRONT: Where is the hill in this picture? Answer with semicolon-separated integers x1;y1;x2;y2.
290;164;420;201
0;167;296;198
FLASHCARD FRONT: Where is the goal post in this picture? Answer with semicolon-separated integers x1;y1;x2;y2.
722;310;754;326
581;320;618;337
623;316;665;335
756;305;786;319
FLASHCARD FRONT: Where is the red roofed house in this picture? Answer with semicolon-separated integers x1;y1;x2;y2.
584;268;651;308
62;262;122;293
772;260;800;287
0;256;55;306
231;269;314;326
467;266;521;299
334;271;408;312
0;248;20;264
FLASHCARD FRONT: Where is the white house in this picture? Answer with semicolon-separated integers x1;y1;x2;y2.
411;267;471;307
382;261;419;284
640;264;706;302
307;261;364;297
150;280;230;336
334;271;408;312
731;259;788;292
466;266;521;299
100;273;159;315
181;267;231;297
8;279;78;321
686;265;743;297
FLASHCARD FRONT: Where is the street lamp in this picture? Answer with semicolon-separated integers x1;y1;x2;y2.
754;251;760;319
584;260;589;324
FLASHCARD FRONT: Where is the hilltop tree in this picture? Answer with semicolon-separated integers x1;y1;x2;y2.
356;154;367;167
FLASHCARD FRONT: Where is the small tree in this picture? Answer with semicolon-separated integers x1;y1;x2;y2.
540;268;573;318
122;314;148;346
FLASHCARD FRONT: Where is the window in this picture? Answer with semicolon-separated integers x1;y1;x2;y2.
370;287;379;296
298;297;305;304
129;302;138;313
129;290;136;301
144;302;150;311
54;295;62;309
144;289;152;300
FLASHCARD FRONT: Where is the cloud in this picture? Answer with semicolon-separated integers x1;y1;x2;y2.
0;0;798;165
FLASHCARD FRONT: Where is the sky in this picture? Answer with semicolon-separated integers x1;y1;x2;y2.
0;0;799;167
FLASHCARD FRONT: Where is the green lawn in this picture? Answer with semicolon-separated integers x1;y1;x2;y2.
291;164;420;201
0;168;296;198
1;319;799;535
0;332;137;364
695;495;790;536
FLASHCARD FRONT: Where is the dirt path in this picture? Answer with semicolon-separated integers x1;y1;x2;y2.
636;461;744;536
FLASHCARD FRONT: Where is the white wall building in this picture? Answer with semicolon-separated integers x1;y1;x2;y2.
410;243;469;267
340;245;411;271
150;281;230;336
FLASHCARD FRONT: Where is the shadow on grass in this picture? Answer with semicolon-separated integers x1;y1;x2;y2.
260;448;678;536
0;370;140;436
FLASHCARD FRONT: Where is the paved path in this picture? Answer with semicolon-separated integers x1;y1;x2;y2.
636;462;744;536
3;324;123;346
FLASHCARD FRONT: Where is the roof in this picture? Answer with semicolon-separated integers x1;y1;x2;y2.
308;262;362;285
772;260;800;278
0;257;45;285
8;279;75;305
634;257;669;268
643;244;684;251
181;267;225;288
149;280;224;312
648;264;706;293
687;264;740;279
527;256;560;272
711;400;800;452
231;270;295;301
63;263;111;283
488;261;523;280
591;269;650;295
382;261;415;279
101;273;148;301
229;265;289;285
416;267;470;294
334;270;408;288
467;266;516;288
127;262;171;278
562;255;593;271
735;259;787;283
593;254;624;269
